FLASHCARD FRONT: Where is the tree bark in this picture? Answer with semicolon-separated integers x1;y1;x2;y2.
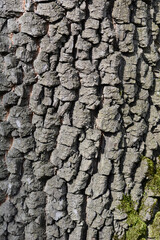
0;0;160;239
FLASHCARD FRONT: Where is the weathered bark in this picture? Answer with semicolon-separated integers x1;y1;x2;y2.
0;0;160;239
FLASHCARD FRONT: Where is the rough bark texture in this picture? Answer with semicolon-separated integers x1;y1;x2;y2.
1;0;160;239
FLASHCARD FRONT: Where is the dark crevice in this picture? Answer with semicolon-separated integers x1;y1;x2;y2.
72;35;78;67
81;0;90;31
81;194;88;240
92;132;105;175
106;0;115;20
142;0;152;4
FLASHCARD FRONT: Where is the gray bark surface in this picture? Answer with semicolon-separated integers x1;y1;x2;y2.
0;0;160;239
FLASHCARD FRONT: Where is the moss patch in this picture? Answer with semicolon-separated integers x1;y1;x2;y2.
144;157;160;196
118;195;147;240
140;156;160;195
150;211;160;240
117;157;160;239
126;215;147;240
113;234;126;240
141;156;154;180
146;173;160;195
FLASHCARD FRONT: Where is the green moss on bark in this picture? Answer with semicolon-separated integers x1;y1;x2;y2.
117;157;160;239
141;156;154;180
150;212;160;239
144;157;160;196
118;195;147;240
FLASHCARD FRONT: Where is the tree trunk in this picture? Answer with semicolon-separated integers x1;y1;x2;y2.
0;0;160;239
